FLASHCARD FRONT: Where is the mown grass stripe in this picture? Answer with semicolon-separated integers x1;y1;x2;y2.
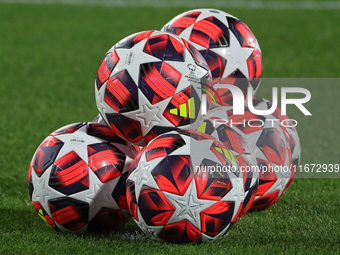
1;0;340;9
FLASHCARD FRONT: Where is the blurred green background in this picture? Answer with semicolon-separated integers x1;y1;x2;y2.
0;1;339;254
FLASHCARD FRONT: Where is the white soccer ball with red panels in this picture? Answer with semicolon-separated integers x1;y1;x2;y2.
161;8;262;106
95;30;213;146
126;130;245;242
249;96;301;210
203;97;299;211
28;122;137;233
198;113;259;219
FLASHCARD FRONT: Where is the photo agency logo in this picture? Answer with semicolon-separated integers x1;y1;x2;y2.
202;85;312;128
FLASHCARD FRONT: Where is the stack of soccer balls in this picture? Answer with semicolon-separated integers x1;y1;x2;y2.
28;8;301;242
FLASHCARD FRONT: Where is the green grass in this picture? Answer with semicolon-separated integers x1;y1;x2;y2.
0;3;340;254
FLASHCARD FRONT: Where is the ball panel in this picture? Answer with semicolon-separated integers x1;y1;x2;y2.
194;160;232;201
33;137;64;177
227;17;256;48
163;10;201;36
251;190;280;211
200;201;234;237
190;16;230;48
32;201;57;228
115;30;154;49
182;40;210;70
159;219;201;243
138;186;176;226
217;73;249;106
247;49;262;89
49;151;89;196
238;182;257;219
88;143;125;183
256;128;288;166
151;155;193;196
105;113;143;144
111;172;129;210
139;62;181;105
96;49;120;90
199;49;225;85
143;34;185;62
216;125;251;155
145;133;186;161
51;122;86;136
49;197;89;232
104;69;139;113
87;207;126;232
126;179;139;221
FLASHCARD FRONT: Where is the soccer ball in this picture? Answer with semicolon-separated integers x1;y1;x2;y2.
252;97;301;170
28;122;136;233
126;130;245;242
161;8;262;106
198;111;259;219
92;113;143;155
204;98;297;211
95;30;213;146
249;96;301;210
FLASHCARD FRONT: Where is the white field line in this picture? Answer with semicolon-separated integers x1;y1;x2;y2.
1;0;340;9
